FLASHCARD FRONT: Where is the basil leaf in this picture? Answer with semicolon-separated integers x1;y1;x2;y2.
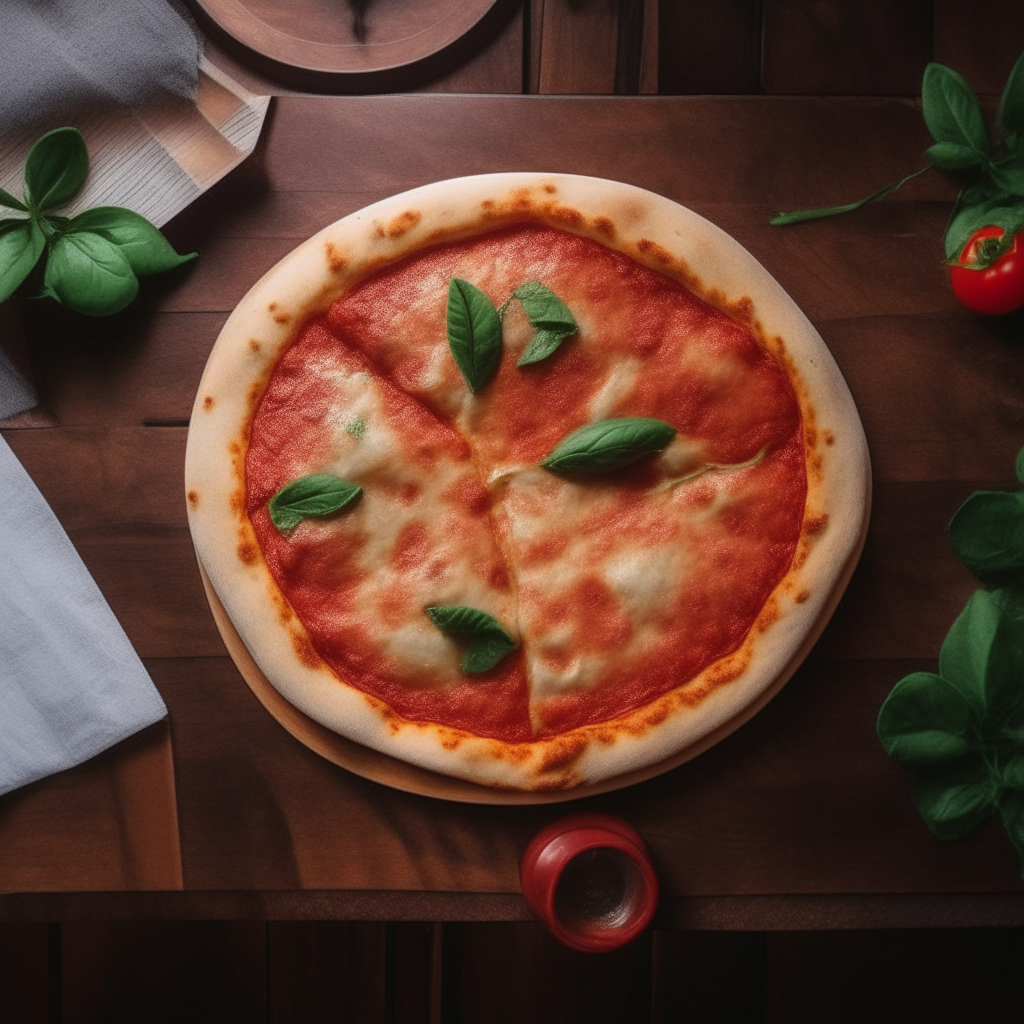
24;127;88;213
0;188;28;213
914;755;998;841
268;474;362;533
513;281;578;331
922;62;989;157
518;327;577;367
769;167;929;226
925;141;988;172
446;278;502;393
0;219;45;304
939;589;1024;727
877;672;976;765
943;182;1024;261
1016;445;1024;486
1005;756;1024;792
67;207;196;276
948;490;1024;584
43;231;138;316
541;417;677;474
998;49;1024;155
513;281;579;366
426;605;517;674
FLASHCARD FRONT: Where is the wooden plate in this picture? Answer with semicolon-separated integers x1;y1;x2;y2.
191;0;499;76
196;509;868;805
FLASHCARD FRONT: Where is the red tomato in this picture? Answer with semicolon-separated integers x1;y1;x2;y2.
950;226;1024;316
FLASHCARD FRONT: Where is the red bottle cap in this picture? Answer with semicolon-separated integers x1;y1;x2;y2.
520;813;659;953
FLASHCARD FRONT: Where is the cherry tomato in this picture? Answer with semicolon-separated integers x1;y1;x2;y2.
950;226;1024;316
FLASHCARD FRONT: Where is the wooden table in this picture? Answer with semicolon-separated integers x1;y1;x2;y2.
3;93;1023;936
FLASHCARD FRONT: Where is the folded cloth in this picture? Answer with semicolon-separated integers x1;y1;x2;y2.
0;435;167;796
0;0;200;134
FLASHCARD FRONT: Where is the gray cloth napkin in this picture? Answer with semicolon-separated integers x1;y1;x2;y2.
0;0;199;134
0;435;167;796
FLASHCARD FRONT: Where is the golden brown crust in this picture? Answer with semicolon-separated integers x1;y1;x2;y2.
185;173;870;791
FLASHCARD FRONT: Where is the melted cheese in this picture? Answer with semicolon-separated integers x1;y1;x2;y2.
247;225;806;742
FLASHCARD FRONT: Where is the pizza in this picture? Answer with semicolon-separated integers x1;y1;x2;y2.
185;173;870;793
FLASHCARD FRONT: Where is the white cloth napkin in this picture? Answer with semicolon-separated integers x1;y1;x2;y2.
0;435;167;795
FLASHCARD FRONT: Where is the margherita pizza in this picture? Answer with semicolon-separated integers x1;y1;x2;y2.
185;174;870;793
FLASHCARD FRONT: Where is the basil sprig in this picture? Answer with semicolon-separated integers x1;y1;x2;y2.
426;605;518;674
0;127;195;314
771;50;1024;268
511;281;579;366
268;474;362;533
878;446;1024;877
541;417;677;474
446;278;502;393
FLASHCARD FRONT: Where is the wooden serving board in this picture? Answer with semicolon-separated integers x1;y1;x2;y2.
192;0;498;76
196;493;868;804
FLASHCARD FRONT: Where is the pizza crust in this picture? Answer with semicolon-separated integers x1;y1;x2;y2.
185;173;870;792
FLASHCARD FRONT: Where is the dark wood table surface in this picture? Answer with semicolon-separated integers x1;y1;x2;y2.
3;89;1024;931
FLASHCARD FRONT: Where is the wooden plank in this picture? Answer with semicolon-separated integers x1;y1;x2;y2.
933;0;1024;96
0;923;49;1024
765;929;1024;1022
532;0;619;94
389;922;434;1024
459;922;652;1022
762;0;932;96
652;930;765;1023
658;0;762;94
267;922;387;1023
61;921;267;1024
0;723;181;894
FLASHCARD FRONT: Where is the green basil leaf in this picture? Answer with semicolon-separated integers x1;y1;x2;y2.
541;417;677;474
0;188;28;213
268;474;362;533
998;49;1024;154
513;281;579;366
939;589;1024;727
446;278;502;393
925;141;987;171
922;62;989;156
43;231;138;316
24;127;88;213
943;182;1024;260
770;167;928;226
426;605;517;674
877;672;976;765
1017;446;1024;486
518;326;577;367
948;490;1024;584
987;157;1024;198
67;207;196;276
997;790;1024;875
990;584;1024;621
914;755;998;840
513;281;578;331
0;219;45;304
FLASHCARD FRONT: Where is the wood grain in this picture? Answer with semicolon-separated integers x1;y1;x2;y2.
0;723;182;894
933;0;1024;96
61;922;267;1024
762;0;932;96
267;922;387;1023
765;929;1024;1023
658;0;762;94
4;95;1024;914
0;923;49;1024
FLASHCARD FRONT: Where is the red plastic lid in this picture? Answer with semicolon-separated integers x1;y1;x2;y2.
520;813;659;953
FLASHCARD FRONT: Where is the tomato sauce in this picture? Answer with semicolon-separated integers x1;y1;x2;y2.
246;225;806;741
